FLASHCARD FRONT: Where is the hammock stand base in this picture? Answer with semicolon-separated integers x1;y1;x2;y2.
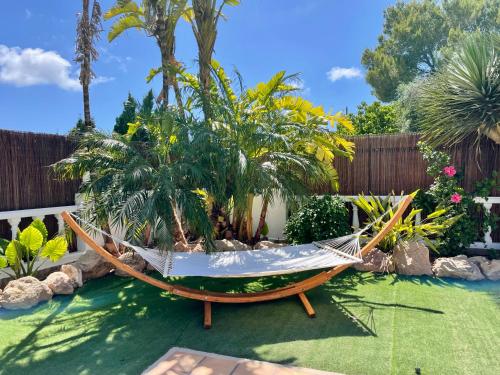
61;195;412;329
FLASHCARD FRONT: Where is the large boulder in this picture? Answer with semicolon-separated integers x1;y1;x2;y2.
432;255;485;281
115;252;146;277
74;249;114;281
477;259;500;281
215;239;251;251
43;272;74;295
61;264;83;288
0;276;53;310
354;248;395;273
254;241;288;250
393;241;433;276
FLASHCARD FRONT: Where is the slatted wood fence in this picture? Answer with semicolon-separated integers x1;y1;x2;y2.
0;130;79;239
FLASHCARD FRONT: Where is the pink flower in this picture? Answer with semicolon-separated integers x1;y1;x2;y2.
443;166;456;177
450;193;462;204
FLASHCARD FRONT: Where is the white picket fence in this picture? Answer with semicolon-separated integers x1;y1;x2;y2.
1;194;498;280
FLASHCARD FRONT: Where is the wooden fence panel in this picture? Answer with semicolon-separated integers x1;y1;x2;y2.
334;133;498;195
0;130;79;211
0;130;80;240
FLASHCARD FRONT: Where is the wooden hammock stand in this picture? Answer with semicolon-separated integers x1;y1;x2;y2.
62;195;412;329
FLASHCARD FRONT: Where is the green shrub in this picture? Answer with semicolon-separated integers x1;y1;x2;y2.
285;195;351;244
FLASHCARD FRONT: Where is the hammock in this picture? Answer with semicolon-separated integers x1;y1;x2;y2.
69;213;366;278
62;195;413;329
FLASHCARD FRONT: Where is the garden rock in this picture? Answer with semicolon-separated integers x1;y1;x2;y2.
0;276;53;310
354;248;395;273
61;264;83;288
432;255;485;280
43;272;74;295
254;241;288;250
174;241;204;252
393;241;433;276
477;259;500;281
215;239;251;251
115;252;146;277
74;249;113;281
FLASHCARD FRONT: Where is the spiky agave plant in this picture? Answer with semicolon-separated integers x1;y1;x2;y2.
418;33;500;147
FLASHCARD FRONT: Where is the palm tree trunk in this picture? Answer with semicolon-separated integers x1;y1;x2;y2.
159;43;170;107
253;198;269;243
192;0;215;120
171;202;187;245
81;0;92;130
245;193;254;241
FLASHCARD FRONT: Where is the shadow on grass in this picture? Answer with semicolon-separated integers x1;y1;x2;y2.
0;270;446;375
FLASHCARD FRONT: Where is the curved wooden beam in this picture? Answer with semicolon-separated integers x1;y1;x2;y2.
62;195;413;304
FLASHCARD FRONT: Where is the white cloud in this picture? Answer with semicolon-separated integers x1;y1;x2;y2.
25;9;32;20
0;45;80;90
0;45;113;91
326;66;362;82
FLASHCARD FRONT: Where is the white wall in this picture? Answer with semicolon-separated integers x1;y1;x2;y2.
251;195;288;241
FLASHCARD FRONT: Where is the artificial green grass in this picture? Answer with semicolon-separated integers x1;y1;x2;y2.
0;270;498;375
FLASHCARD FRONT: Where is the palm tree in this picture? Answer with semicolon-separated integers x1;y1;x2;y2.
104;0;187;109
53;109;217;249
183;0;239;120
179;63;355;241
76;0;102;131
418;33;500;147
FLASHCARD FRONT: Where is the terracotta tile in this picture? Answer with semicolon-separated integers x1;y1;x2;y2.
145;351;205;375
232;360;278;375
191;357;238;375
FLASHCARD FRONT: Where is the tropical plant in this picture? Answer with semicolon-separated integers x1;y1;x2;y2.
104;0;188;108
76;0;102;130
183;0;240;119
0;220;68;279
285;195;351;244
353;192;460;253
417;33;500;147
179;63;355;242
53;109;218;249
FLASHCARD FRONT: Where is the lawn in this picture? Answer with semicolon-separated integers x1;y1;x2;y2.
0;270;498;375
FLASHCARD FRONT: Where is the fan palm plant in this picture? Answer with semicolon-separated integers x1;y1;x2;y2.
104;0;187;108
53;109;218;249
418;33;500;147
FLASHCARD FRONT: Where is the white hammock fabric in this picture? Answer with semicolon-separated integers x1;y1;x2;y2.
127;239;362;278
72;214;369;278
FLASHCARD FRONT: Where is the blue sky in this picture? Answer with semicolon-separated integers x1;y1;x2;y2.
0;0;395;134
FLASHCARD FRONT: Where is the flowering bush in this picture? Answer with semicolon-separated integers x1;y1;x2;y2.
285;195;351;244
415;142;497;256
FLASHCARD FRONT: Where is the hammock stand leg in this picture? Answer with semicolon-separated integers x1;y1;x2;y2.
298;292;316;318
204;301;212;329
